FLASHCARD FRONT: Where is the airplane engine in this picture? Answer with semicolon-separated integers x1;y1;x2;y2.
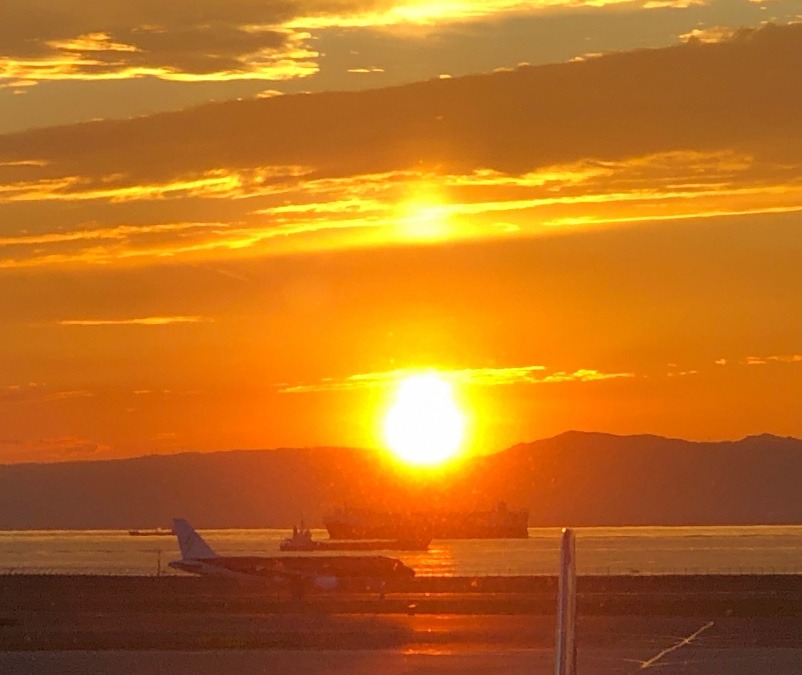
313;575;339;590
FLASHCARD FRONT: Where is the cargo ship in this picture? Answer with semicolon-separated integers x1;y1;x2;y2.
324;501;528;540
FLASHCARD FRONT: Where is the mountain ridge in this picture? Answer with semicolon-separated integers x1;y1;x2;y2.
1;432;800;529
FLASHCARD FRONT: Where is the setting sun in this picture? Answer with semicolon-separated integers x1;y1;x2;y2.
382;373;466;466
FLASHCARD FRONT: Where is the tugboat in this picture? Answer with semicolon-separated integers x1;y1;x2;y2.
128;528;174;536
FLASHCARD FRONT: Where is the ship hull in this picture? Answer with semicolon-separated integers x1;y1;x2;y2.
324;506;528;540
280;538;430;552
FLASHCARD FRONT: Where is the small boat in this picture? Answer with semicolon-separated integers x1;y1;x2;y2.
279;525;429;552
128;528;174;536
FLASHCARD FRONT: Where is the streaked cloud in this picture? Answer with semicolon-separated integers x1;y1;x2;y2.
0;0;629;88
742;354;802;365
278;364;633;393
287;0;670;30
43;389;94;401
1;0;769;93
56;316;210;326
2;0;801;141
0;2;321;87
0;222;224;248
0;383;43;403
2;143;801;269
644;0;704;9
347;67;385;74
0;163;310;203
1;383;92;404
713;355;802;366
680;26;738;43
1;23;799;273
540;369;635;383
0;159;49;168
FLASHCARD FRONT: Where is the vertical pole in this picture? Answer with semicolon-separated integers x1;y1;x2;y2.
555;527;577;675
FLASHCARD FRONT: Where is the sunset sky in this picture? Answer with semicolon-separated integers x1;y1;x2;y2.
1;2;801;463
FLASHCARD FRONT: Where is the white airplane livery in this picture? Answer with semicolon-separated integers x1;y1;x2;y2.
169;518;415;598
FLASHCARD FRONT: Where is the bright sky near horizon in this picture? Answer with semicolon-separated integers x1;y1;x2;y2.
1;2;801;463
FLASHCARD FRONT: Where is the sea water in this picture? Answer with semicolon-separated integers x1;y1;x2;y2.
0;526;800;577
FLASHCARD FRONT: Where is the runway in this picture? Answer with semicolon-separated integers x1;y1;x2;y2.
1;575;800;673
4;640;802;674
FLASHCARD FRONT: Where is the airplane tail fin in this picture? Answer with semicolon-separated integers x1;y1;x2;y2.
172;518;218;559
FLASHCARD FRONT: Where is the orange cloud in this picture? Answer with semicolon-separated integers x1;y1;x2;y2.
644;0;704;9
1;383;92;404
680;26;738;44
56;316;210;326
347;67;385;74
43;389;94;401
278;364;632;392
0;4;320;86
1;24;800;270
0;172;245;203
2;145;802;269
540;369;635;383
742;354;802;365
288;0;653;30
0;383;43;403
0;0;767;91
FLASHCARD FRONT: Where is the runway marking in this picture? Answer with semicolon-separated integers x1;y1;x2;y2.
639;621;714;670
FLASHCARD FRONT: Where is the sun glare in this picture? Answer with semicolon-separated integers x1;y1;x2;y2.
395;182;452;241
382;373;465;466
398;201;451;240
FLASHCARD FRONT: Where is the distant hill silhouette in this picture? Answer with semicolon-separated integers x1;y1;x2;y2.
1;432;801;529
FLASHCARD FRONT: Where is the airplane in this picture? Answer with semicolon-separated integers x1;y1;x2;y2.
168;518;415;598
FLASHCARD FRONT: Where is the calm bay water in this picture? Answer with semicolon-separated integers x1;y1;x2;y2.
0;526;800;577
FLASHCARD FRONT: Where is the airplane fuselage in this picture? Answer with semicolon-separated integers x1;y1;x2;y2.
169;554;414;593
168;519;415;597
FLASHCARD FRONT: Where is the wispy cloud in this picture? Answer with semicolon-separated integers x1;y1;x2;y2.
0;383;43;403
540;369;635;383
666;369;698;377
288;0;666;30
713;354;802;366
742;354;802;365
2;0;781;92
56;316;211;326
4;0;591;88
278;364;633;393
0;222;225;248
0;171;250;203
1;383;93;404
1;5;319;87
680;26;738;44
3;146;802;269
1;26;801;271
645;0;705;9
0;159;49;168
